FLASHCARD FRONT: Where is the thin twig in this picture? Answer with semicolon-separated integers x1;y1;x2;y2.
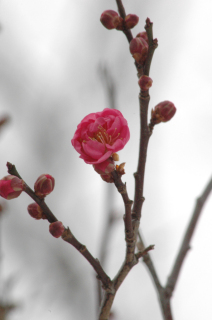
144;18;158;76
6;162;113;291
98;12;158;320
132;17;158;221
111;171;133;240
138;231;162;292
165;176;212;297
135;244;155;259
138;177;212;320
115;0;133;43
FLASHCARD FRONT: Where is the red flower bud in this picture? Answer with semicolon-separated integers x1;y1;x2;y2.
34;174;55;198
93;158;115;183
138;75;153;91
27;202;46;220
151;101;176;124
49;221;65;238
136;31;148;43
93;158;115;175
100;10;124;30
124;14;139;29
129;37;148;64
100;174;114;183
0;175;24;200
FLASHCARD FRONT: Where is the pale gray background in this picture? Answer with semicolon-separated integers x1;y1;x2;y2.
0;0;211;319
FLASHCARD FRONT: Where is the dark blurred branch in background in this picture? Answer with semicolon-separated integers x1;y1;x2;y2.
0;116;10;133
138;176;212;320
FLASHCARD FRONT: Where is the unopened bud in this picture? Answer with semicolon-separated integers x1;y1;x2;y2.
111;153;119;161
49;221;65;238
124;14;139;29
138;75;153;91
129;37;148;64
116;162;126;175
100;174;114;183
100;10;124;30
34;174;55;198
0;175;24;200
93;158;115;175
151;101;176;125
93;158;115;183
27;202;46;220
136;31;148;43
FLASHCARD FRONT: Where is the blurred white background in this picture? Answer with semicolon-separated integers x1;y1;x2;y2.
0;0;211;319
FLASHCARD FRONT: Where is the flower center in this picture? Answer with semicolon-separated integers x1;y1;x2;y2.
90;125;120;146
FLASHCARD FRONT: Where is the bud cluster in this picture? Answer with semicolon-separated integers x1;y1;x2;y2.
100;10;139;31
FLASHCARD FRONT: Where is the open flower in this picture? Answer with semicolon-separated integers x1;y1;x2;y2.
71;108;130;164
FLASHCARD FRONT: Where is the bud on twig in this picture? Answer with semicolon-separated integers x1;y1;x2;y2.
116;162;126;175
49;221;65;238
93;158;115;183
34;174;55;198
93;158;115;175
0;175;24;200
130;37;148;64
111;153;119;161
27;202;46;220
100;10;124;30
124;14;139;29
136;31;148;43
138;75;153;91
151;101;176;125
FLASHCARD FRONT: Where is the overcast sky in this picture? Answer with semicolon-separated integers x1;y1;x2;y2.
0;1;212;320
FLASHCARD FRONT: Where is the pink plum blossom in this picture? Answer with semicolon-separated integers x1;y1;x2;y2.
71;108;130;165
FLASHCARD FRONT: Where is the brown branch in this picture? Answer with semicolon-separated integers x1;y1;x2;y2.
98;10;158;320
62;228;113;291
135;244;155;260
132;19;158;220
99;241;138;320
115;0;133;43
111;171;133;240
165;176;212;297
6;162;113;291
132;90;151;220
137;231;162;292
7;162;57;223
98;171;138;319
144;18;158;76
138;177;212;320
